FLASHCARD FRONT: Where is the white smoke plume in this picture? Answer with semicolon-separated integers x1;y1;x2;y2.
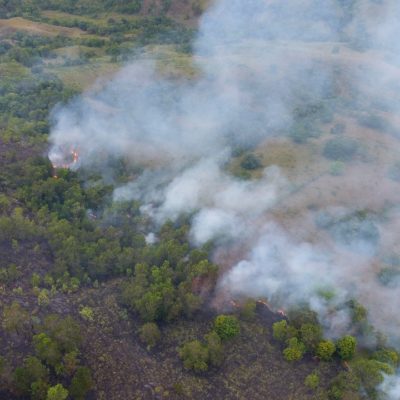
380;373;400;400
49;0;400;355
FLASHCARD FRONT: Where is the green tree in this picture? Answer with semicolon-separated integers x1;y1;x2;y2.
2;301;30;334
46;384;68;400
33;333;62;367
352;359;394;397
139;323;161;348
13;356;48;396
316;340;336;361
336;335;357;360
328;371;361;400
283;338;305;362
300;323;322;351
205;331;223;367
179;340;209;373
272;320;289;342
214;315;240;340
31;380;50;400
305;372;320;390
69;367;93;400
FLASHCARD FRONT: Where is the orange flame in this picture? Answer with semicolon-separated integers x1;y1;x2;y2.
52;148;79;178
257;300;270;308
278;309;287;317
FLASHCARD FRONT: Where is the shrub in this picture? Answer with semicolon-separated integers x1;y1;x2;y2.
205;331;223;367
179;340;209;372
323;138;358;161
283;338;305;362
139;323;161;348
240;153;262;170
214;315;240;340
290;121;321;144
273;320;288;342
336;335;357;360
358;114;392;133
305;372;320;390
79;306;95;322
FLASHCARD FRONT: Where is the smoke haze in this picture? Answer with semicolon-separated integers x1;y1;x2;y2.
49;1;400;395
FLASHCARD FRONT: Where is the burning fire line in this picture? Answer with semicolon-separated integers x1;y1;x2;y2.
52;148;80;178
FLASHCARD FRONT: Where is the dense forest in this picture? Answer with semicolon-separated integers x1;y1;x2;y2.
0;0;400;399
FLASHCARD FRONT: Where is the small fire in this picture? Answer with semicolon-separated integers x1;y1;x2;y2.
257;300;270;308
71;150;79;164
51;148;80;178
277;309;287;317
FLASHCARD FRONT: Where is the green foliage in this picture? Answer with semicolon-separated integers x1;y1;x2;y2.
121;240;216;322
336;335;357;361
300;323;322;351
38;289;50;306
316;340;336;361
240;153;262;170
214;315;240;340
351;359;394;397
2;301;30;334
273;320;289;342
323;137;359;161
283;337;306;362
34;332;63;367
31;379;50;400
305;372;320;390
139;323;161;348
13;356;49;396
69;367;93;400
179;340;209;373
46;383;68;400
372;348;400;367
328;371;361;400
205;331;223;367
31;272;41;288
79;306;95;322
272;320;297;343
348;300;368;324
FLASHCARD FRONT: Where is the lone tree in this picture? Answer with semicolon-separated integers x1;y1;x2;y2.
139;322;161;348
214;315;240;340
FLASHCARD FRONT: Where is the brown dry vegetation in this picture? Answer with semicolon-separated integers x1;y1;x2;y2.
0;17;87;38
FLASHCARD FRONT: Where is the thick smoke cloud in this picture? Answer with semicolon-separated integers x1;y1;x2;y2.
49;1;400;394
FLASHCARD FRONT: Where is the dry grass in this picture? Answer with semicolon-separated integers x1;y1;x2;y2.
0;17;87;38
